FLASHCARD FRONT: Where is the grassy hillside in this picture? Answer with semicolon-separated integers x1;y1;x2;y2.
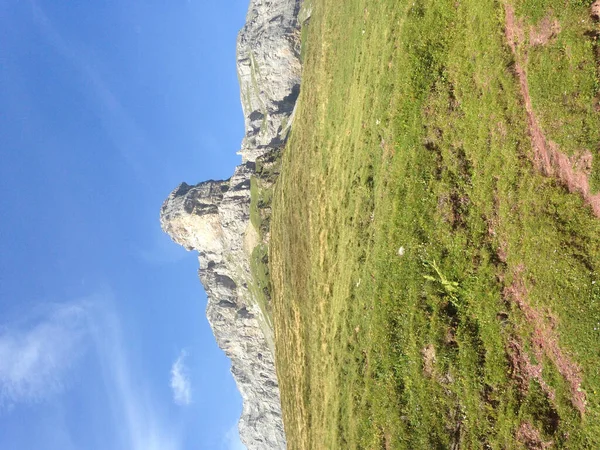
269;0;600;448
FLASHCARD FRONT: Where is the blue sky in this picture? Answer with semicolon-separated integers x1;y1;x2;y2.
0;0;251;448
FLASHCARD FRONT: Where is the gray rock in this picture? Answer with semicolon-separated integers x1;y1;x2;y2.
160;0;304;448
237;0;303;163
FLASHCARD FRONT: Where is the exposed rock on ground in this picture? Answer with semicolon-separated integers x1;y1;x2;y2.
160;0;305;448
592;1;600;21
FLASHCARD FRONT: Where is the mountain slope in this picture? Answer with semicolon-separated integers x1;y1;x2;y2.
160;0;303;448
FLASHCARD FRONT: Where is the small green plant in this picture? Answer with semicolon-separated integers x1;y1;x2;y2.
422;259;461;307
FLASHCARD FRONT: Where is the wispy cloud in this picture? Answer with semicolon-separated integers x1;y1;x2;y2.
223;423;246;450
0;302;89;408
0;292;183;450
170;350;191;406
29;0;155;183
88;297;183;450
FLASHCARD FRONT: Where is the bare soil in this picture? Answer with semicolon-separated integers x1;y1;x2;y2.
504;266;586;414
517;422;554;449
529;14;561;47
504;4;600;217
421;344;436;377
507;336;556;401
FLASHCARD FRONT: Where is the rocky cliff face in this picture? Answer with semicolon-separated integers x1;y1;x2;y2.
237;0;302;163
160;0;304;448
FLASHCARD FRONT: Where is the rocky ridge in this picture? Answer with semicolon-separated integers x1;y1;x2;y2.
160;0;304;448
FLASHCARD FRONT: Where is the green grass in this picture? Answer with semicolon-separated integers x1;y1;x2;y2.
250;177;274;235
268;0;600;448
248;150;283;326
519;0;600;188
249;243;273;327
249;176;273;325
249;176;262;232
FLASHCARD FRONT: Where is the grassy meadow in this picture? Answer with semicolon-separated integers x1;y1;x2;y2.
266;0;600;448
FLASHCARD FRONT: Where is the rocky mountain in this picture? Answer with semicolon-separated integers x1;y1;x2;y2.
160;0;305;448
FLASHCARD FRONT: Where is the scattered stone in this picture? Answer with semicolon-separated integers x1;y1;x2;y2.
592;1;600;21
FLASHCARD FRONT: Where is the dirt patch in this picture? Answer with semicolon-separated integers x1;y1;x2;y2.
421;344;436;377
243;222;260;255
380;137;396;159
383;430;392;450
507;336;556;401
517;422;553;449
505;6;526;51
504;4;600;217
504;266;586;414
497;240;509;264
529;14;561;47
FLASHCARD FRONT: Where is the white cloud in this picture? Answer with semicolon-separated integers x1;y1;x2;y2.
223;424;246;450
0;291;184;450
170;350;191;406
30;0;155;183
87;299;183;450
0;302;89;408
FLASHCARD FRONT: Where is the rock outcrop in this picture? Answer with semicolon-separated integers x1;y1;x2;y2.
160;0;305;448
237;0;302;163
